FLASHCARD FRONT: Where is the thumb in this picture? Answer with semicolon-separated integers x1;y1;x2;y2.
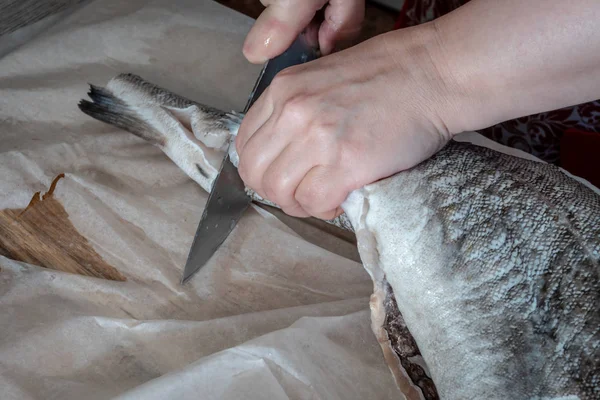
318;0;364;55
243;0;328;64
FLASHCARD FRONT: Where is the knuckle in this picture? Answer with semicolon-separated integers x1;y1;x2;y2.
311;121;336;143
280;94;311;125
270;72;294;95
262;170;288;204
295;181;326;209
274;65;297;81
306;120;341;161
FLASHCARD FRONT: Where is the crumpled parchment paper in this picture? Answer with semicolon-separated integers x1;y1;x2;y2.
0;1;403;399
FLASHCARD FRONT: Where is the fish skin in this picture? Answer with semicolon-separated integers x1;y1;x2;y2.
79;73;600;399
343;141;600;400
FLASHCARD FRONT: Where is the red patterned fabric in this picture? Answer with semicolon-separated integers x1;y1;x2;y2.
560;129;600;188
394;0;600;169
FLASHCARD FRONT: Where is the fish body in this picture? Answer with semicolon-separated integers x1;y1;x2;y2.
343;141;600;400
79;73;600;399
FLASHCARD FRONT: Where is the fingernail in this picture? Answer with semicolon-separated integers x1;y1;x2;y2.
243;34;267;64
242;36;256;61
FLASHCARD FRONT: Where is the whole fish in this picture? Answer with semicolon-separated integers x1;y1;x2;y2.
79;73;600;400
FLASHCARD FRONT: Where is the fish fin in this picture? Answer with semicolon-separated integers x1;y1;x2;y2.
78;84;166;146
224;111;244;129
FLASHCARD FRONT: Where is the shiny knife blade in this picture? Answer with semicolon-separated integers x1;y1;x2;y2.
181;32;320;284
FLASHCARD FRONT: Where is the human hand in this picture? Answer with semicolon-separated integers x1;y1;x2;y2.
242;0;365;64
235;25;463;220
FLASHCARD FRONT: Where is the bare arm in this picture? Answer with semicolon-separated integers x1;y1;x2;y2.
435;0;600;134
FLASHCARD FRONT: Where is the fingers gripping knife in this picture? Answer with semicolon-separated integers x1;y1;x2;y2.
181;33;320;284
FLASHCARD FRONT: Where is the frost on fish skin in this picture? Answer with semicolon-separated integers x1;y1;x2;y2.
344;141;600;400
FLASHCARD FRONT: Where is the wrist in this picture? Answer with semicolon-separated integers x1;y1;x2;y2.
380;22;480;140
387;15;526;138
426;17;508;137
426;0;600;137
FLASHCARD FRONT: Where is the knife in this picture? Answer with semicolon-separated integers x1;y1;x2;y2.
181;32;320;284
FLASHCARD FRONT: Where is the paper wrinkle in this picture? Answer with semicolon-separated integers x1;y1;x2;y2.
0;1;404;398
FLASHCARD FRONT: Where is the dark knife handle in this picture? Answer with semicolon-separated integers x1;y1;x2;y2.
243;31;321;113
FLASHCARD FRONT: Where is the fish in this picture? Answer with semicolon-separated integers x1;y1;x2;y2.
78;73;600;400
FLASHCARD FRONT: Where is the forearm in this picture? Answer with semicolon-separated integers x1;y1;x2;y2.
430;0;600;135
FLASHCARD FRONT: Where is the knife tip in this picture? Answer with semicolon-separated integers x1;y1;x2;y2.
180;272;193;285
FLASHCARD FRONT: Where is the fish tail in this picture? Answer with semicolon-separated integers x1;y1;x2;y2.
78;83;166;146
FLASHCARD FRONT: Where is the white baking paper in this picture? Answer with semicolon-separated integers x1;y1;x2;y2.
0;1;403;399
